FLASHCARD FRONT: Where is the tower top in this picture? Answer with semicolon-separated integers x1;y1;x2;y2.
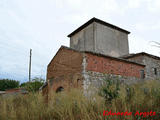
68;17;130;37
68;17;130;57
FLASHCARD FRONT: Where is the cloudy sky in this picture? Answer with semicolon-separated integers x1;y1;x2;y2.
0;0;160;82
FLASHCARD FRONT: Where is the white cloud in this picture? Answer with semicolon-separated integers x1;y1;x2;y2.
129;34;160;56
134;22;160;31
147;0;160;13
128;0;144;8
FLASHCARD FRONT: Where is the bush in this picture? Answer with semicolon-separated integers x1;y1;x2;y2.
20;77;44;92
0;79;19;91
99;76;120;101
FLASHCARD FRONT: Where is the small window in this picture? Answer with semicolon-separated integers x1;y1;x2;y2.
77;79;81;86
154;68;157;75
140;70;145;79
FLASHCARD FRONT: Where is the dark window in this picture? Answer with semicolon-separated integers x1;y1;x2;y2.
154;68;157;75
140;70;145;79
77;79;81;86
77;79;80;83
56;86;64;93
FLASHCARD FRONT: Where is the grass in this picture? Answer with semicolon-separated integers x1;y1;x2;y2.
0;79;160;120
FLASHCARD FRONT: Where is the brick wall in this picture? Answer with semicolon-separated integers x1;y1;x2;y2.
85;53;145;78
47;47;83;91
46;46;146;93
125;55;160;79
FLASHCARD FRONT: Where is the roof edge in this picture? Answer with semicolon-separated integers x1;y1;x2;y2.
51;46;145;67
122;52;160;60
68;17;130;37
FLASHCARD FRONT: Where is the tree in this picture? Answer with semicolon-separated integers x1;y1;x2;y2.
20;77;45;92
0;79;20;91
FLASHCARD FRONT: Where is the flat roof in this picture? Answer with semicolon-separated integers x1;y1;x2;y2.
68;17;130;37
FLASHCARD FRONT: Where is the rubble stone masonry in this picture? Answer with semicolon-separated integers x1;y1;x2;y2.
47;46;145;93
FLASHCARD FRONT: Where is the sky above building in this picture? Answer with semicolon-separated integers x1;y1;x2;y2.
0;0;160;82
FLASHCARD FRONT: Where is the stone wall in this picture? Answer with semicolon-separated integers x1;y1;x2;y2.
82;52;145;91
83;71;144;90
125;55;160;79
46;46;146;93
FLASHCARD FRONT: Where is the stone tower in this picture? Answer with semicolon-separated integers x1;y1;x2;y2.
68;17;130;57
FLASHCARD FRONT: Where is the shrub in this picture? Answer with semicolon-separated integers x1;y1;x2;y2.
20;77;44;92
99;76;120;102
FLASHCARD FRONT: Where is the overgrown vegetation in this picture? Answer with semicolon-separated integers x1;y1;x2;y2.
0;79;19;91
0;77;44;92
20;77;44;92
99;76;120;101
0;79;160;120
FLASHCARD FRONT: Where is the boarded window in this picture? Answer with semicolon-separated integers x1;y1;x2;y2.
140;70;145;79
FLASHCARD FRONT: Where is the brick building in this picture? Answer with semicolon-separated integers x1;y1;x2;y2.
45;18;160;93
121;52;160;79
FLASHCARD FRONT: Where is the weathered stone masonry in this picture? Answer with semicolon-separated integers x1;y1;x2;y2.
122;52;160;79
82;52;145;90
47;46;145;92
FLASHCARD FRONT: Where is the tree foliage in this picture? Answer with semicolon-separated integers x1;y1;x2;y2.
20;77;45;92
0;79;20;91
99;76;120;102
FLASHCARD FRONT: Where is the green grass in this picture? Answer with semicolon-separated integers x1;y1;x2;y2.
0;79;160;120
